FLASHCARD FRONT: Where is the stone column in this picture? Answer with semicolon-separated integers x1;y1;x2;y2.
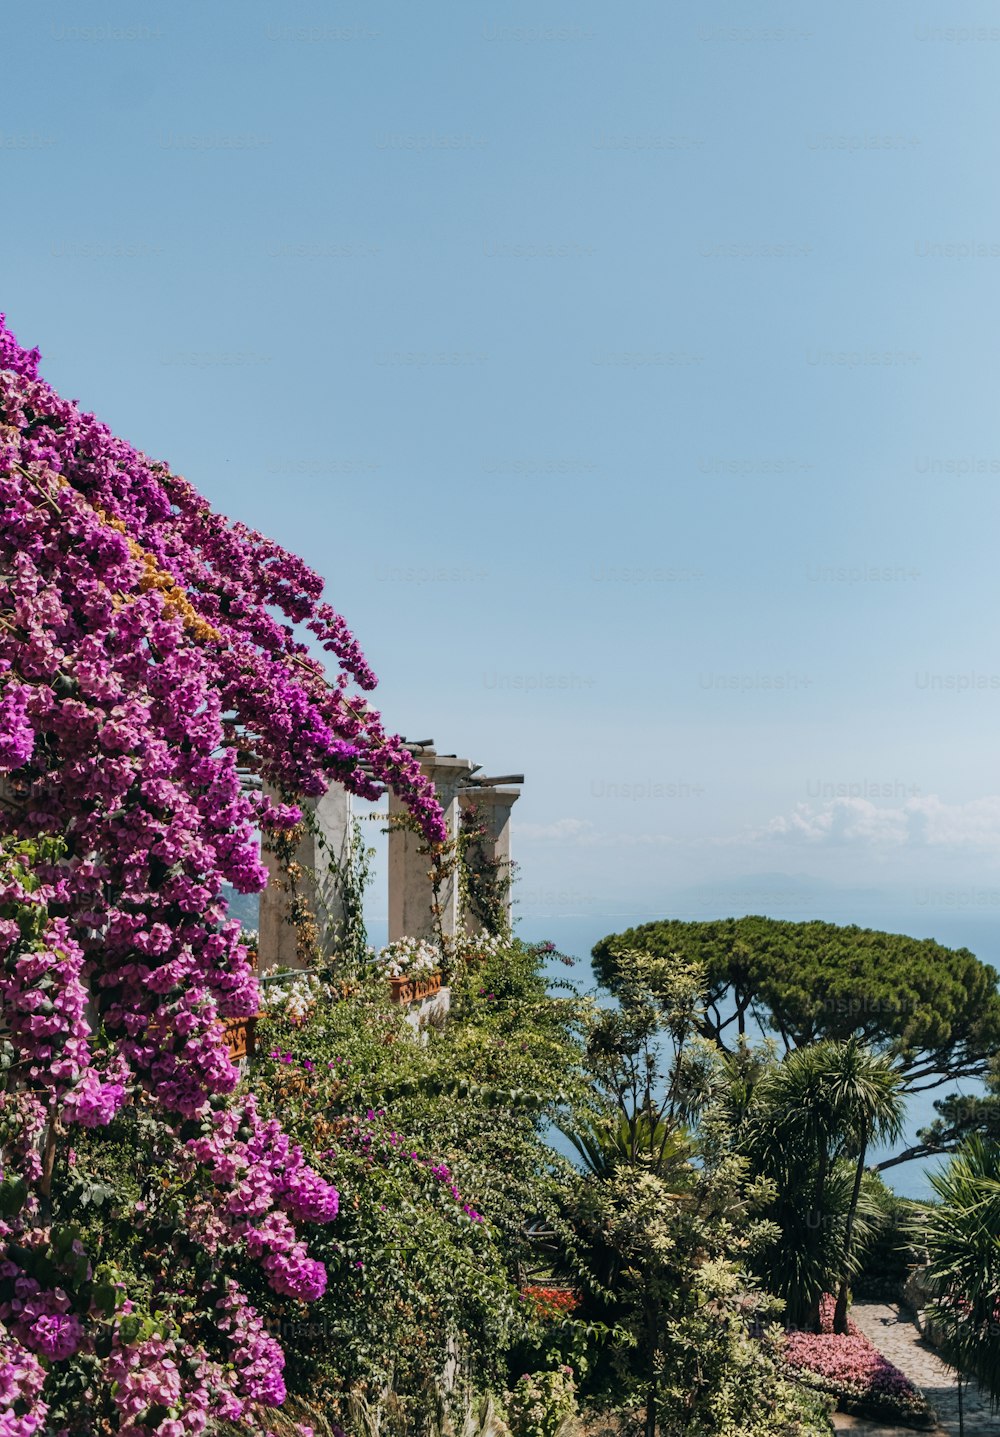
459;785;520;935
258;781;352;970
388;751;475;943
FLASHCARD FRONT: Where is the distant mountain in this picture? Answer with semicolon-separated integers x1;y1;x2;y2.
221;886;260;933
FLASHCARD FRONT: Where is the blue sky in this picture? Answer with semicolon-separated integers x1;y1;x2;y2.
6;0;1000;971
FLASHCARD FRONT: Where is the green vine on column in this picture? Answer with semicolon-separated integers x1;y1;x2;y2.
261;814;321;970
304;809;375;977
457;801;515;941
382;811;455;971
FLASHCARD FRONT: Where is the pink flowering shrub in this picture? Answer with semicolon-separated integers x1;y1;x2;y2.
0;1331;46;1436
0;314;446;1433
782;1295;932;1425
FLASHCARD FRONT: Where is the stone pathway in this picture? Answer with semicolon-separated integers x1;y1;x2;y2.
846;1302;997;1436
832;1416;946;1437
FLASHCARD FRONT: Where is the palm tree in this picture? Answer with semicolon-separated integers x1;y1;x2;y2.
746;1041;851;1327
744;1039;904;1331
823;1040;905;1333
913;1137;1000;1409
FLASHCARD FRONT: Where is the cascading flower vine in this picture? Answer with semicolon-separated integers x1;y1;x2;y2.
0;313;446;1432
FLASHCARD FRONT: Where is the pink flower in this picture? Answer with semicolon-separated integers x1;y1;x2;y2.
0;684;34;772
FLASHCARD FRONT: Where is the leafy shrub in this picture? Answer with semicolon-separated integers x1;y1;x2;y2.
851;1176;922;1301
244;940;588;1432
507;1367;577;1437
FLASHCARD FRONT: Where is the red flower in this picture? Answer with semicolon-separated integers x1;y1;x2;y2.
520;1286;581;1320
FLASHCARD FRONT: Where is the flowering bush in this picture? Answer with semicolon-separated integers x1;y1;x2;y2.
260;966;324;1025
244;938;589;1432
506;1367;577;1437
252;1040;518;1430
520;1289;580;1322
370;937;442;979
782;1295;931;1426
0;313;445;1432
454;930;509;966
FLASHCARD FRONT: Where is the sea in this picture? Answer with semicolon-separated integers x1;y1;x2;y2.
503;907;999;1202
228;886;998;1201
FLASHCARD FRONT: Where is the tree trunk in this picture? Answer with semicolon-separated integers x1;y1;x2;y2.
834;1125;868;1335
39;1114;58;1204
645;1309;658;1437
645;1376;657;1437
807;1144;829;1332
832;1276;851;1336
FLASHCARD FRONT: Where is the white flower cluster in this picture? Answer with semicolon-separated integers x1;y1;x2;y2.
370;937;441;979
260;965;323;1023
454;930;508;964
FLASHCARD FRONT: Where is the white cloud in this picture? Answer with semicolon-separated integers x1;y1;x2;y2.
759;794;1000;852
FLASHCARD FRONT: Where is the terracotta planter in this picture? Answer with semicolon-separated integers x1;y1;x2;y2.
387;971;442;1004
222;1015;257;1061
389;976;416;1005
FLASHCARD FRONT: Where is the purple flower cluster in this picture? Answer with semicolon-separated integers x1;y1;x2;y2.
784;1330;916;1399
186;1094;337;1300
0;313;445;1430
106;1333;199;1434
0;683;33;773
0;1270;82;1363
0;1333;46;1437
0;304;445;1117
99;1283;307;1436
215;1284;287;1408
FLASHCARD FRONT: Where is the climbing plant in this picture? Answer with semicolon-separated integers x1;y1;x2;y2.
0;312;446;1433
458;801;515;940
309;810;376;973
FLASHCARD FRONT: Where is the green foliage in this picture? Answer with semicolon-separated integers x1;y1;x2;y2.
911;1137;1000;1405
459;802;515;940
729;1039;903;1329
897;1051;1000;1171
592;916;1000;1096
565;1152;832;1436
548;955;831;1437
35;922;895;1434
506;1368;577;1437
311;812;376;973
560;1114;690;1181
30;1102;246;1432
250;939;589;1431
851;1175;921;1301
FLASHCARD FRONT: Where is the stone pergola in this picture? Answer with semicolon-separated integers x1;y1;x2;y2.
258;742;521;968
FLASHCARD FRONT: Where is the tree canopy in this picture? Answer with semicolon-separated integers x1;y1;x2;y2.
592;915;1000;1094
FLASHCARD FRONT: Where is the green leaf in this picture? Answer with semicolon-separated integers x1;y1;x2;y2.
92;1284;117;1318
117;1314;143;1345
0;1177;27;1217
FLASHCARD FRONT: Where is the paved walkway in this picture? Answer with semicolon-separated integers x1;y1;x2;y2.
832;1417;946;1437
846;1302;997;1436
